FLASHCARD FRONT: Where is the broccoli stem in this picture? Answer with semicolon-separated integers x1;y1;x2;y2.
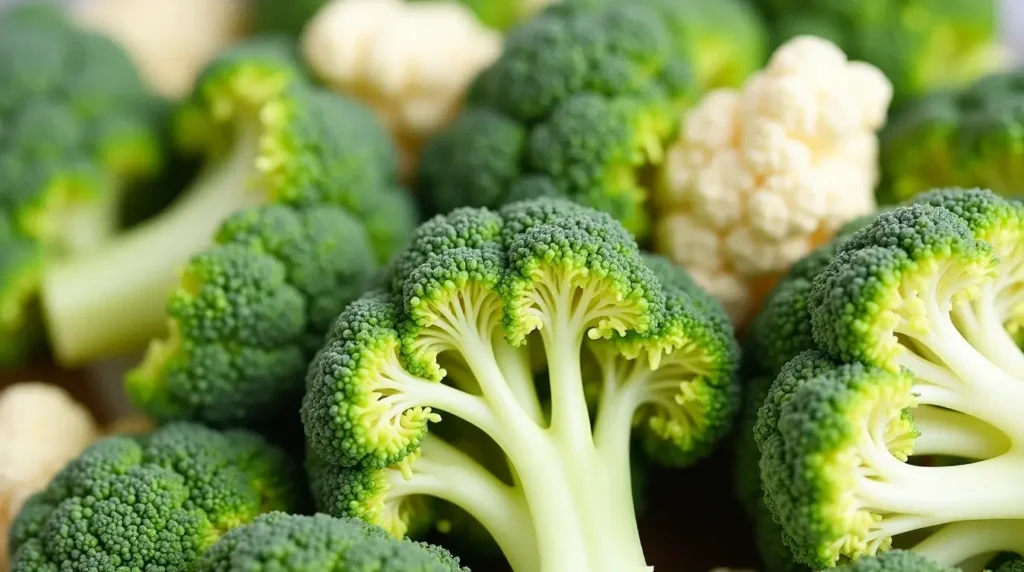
911;406;1010;459
388;435;538;572
41;122;264;366
909;520;1024;568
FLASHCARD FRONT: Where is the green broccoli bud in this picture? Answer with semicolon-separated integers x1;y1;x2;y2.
880;72;1024;203
197;511;468;572
303;198;740;572
8;422;307;571
0;3;164;365
824;550;957;571
40;37;416;367
419;0;700;239
126;203;377;429
751;189;1024;569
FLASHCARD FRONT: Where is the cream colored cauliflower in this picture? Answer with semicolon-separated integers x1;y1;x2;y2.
0;383;100;571
653;35;892;325
72;0;247;99
302;0;503;179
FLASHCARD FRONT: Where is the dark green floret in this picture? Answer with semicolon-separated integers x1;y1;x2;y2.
303;198;740;572
419;0;701;239
0;3;165;365
197;512;467;572
8;422;307;572
748;190;1024;569
40;36;415;367
125;203;377;428
880;70;1024;202
824;550;957;572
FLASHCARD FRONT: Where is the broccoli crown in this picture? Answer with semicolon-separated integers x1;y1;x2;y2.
302;197;739;572
752;0;1000;104
750;188;1024;568
748;209;891;375
825;550;957;572
0;3;164;365
197;512;467;572
126;203;377;428
418;0;699;240
879;70;1024;203
997;559;1024;572
8;422;307;572
40;36;417;367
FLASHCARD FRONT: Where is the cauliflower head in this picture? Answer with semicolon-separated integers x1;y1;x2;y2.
652;35;892;324
302;0;502;178
73;0;247;99
0;382;99;572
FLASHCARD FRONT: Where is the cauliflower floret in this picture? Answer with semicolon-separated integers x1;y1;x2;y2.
0;382;100;571
653;35;893;325
302;0;503;179
73;0;246;99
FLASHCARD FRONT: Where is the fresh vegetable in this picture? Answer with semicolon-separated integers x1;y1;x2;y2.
653;35;891;324
418;0;699;240
126;203;378;429
198;512;468;571
749;188;1024;568
750;0;1006;105
72;0;246;99
824;550;956;571
302;0;503;179
7;421;306;571
302;198;741;572
0;383;99;572
0;3;165;365
879;70;1024;203
40;37;416;367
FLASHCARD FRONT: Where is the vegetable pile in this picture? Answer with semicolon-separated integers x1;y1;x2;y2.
2;1;1024;571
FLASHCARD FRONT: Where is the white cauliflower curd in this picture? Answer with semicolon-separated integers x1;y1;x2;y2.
302;0;503;179
0;383;99;571
653;35;892;325
72;0;246;99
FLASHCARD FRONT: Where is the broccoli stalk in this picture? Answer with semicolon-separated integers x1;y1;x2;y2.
751;189;1024;569
40;38;416;366
303;199;740;572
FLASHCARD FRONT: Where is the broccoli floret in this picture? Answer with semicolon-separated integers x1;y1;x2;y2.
197;512;467;572
997;558;1024;572
824;550;957;571
8;421;307;571
418;0;699;240
126;203;377;429
40;37;416;367
751;0;1002;105
0;3;164;365
879;71;1024;203
302;198;740;572
751;188;1024;569
251;0;329;37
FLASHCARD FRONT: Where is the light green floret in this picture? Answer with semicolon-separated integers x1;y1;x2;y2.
752;190;1024;569
825;550;957;572
197;512;467;572
303;198;740;572
8;422;307;572
40;37;415;367
126;203;377;428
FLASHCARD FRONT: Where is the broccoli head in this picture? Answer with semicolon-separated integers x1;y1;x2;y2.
7;421;307;571
0;3;164;365
198;512;467;572
879;70;1024;203
302;198;740;572
418;0;700;240
751;0;1003;104
39;36;417;367
750;188;1024;569
126;203;377;429
824;550;957;571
